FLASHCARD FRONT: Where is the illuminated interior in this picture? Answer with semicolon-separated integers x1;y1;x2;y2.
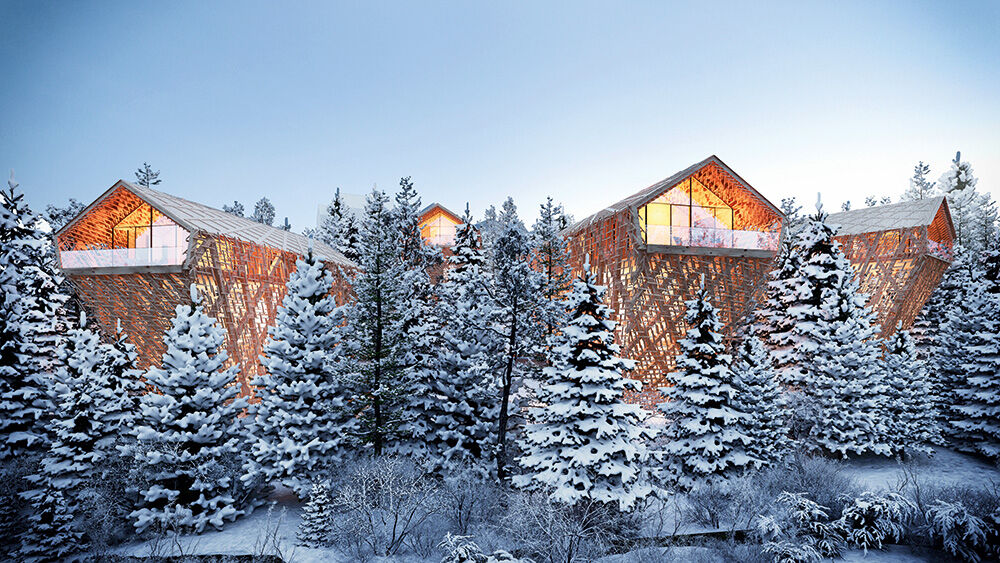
638;176;780;251
419;206;461;247
57;186;189;269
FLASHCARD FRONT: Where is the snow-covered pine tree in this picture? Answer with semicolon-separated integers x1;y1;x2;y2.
660;282;751;490
488;201;544;480
20;312;127;556
247;248;355;498
338;189;409;456
945;247;1000;459
800;267;887;458
0;172;70;459
902;161;937;202
532;196;572;350
939;152;996;252
135;162;161;188
514;257;653;511
731;335;789;468
222;200;245;217
102;319;145;428
130;285;252;533
316;187;361;262
296;482;335;547
251;197;276;226
18;488;80;562
881;326;939;456
405;205;498;475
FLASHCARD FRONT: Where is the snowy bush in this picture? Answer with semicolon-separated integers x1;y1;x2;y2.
297;482;335;547
498;492;635;563
757;492;846;561
761;454;860;517
925;500;989;562
838;491;914;552
439;533;526;563
682;474;773;533
330;456;442;558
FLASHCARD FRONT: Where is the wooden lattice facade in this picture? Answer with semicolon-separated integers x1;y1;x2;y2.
56;181;354;396
829;196;955;336
563;156;785;405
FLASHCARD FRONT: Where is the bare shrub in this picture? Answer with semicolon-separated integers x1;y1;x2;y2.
330;456;442;557
683;474;773;533
252;503;294;562
440;464;505;535
498;492;637;563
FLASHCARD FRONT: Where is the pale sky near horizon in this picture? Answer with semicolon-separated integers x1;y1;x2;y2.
2;0;998;231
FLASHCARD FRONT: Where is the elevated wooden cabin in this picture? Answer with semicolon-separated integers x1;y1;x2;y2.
829;196;955;335
55;180;355;396
562;156;784;405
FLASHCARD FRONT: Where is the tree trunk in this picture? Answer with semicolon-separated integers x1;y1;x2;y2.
496;297;517;481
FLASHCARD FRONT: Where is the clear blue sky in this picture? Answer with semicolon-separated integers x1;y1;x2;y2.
2;0;998;230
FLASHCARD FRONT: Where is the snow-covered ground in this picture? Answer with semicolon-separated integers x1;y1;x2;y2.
109;448;999;561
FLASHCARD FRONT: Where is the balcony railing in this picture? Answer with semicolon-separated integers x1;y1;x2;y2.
59;246;186;269
645;225;780;251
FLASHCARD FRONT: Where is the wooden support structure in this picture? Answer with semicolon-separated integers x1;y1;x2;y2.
55;180;355;397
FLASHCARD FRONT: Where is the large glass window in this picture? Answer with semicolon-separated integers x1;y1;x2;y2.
639;178;778;251
420;209;460;247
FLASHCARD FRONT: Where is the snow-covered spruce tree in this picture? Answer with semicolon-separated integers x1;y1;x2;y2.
338;189;410;456
659;283;751;490
296;482;335;547
0;172;70;459
18;488;80;562
398;205;497;473
939;151;996;252
222;200;245;217
251;197;276;226
247;248;355;498
102;319;145;430
880;326;939;456
316;187;361;262
532;196;572;350
902;161;937;202
488;201;544;480
514;257;653;511
130;285;252;533
731;335;789;468
134;162;161;188
945;248;1000;458
21;313;125;556
802;280;887;458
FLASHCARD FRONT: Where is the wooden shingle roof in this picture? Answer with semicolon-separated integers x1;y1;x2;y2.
828;196;954;238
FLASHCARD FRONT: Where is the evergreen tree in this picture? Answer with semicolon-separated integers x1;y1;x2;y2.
134;162;161;188
902;161;937;202
487;201;544;480
939;151;996;252
316;187;361;262
18;489;80;562
731;335;789;468
130;285;252;533
43;198;86;231
296;482;335;547
247;249;355;498
881;327;939;456
407;205;498;474
222;200;245;217
251;197;276;226
102;319;145;426
0;172;69;459
660;283;752;490
532;197;572;349
338;189;409;456
801;273;887;458
945;248;1000;459
515;258;653;511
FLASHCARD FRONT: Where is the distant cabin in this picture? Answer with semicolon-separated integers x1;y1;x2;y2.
55;180;355;396
829;196;955;335
561;156;785;405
